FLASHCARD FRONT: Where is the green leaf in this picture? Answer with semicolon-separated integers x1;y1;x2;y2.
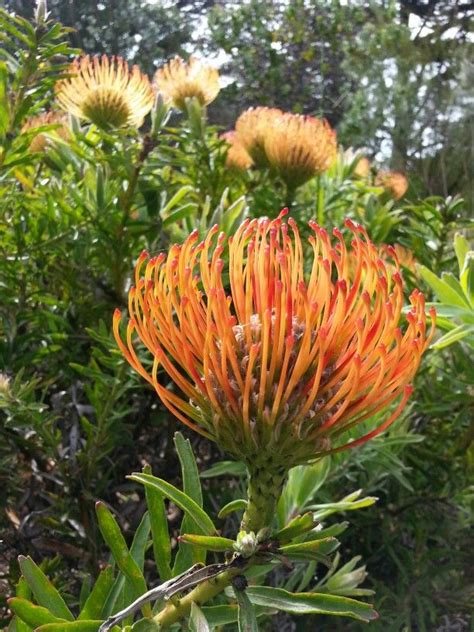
454;233;469;270
12;578;33;632
218;499;248;519
78;566;115;620
18;556;74;622
123;512;151;614
200;461;247;478
241;587;378;622
460;252;474;307
162;203;196;228
441;272;469;303
279;537;338;559
95;503;149;608
201;605;273;627
0;61;9;139
424;302;474;324
221;196;247;233
433;324;474;349
419;265;470;308
233;586;258;632
128;473;217;536
8;598;67;628
130;619;161;631
160;185;194;216
175;432;203;507
274;513;316;543
179;534;235;552
173;432;206;573
36;623;106;632
189;602;211;632
279;458;330;522
143;465;172;582
309;490;377;520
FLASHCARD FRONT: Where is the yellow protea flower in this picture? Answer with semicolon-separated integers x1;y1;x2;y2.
114;210;435;531
221;131;254;170
264;113;337;188
154;56;220;110
21;111;70;152
235;107;284;167
55;55;154;129
376;170;409;200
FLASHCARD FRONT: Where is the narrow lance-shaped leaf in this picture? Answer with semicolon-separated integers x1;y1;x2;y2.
8;598;68;629
240;586;378;623
143;464;172;582
95;502;149;613
18;556;74;622
128;473;217;536
178;534;235;552
35;622;111;632
279;537;339;559
189;602;211;632
274;512;316;543
173;432;206;573
218;499;247;519
13;577;33;632
123;511;151;615
235;585;259;632
78;566;115;621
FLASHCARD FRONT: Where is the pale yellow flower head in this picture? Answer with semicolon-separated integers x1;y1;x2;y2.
264;113;337;188
376;170;409;200
21;111;70;152
235;107;284;167
221;131;253;170
154;56;220;110
55;55;154;129
353;156;371;178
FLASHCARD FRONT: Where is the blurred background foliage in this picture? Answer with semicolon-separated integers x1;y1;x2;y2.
0;1;473;631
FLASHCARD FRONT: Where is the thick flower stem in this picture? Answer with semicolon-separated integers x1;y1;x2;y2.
153;565;247;628
241;464;288;533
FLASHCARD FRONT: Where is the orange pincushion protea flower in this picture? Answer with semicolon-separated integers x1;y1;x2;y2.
114;210;434;472
235;107;284;167
263;113;337;188
221;131;254;170
55;55;154;129
376;170;409;200
21;111;70;152
154;56;220;110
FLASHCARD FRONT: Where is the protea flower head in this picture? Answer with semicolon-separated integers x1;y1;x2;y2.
263;113;337;188
154;56;220;110
55;55;154;129
376;170;409;200
21;111;70;152
234;107;284;167
221;131;254;171
353;156;371;178
115;211;434;513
